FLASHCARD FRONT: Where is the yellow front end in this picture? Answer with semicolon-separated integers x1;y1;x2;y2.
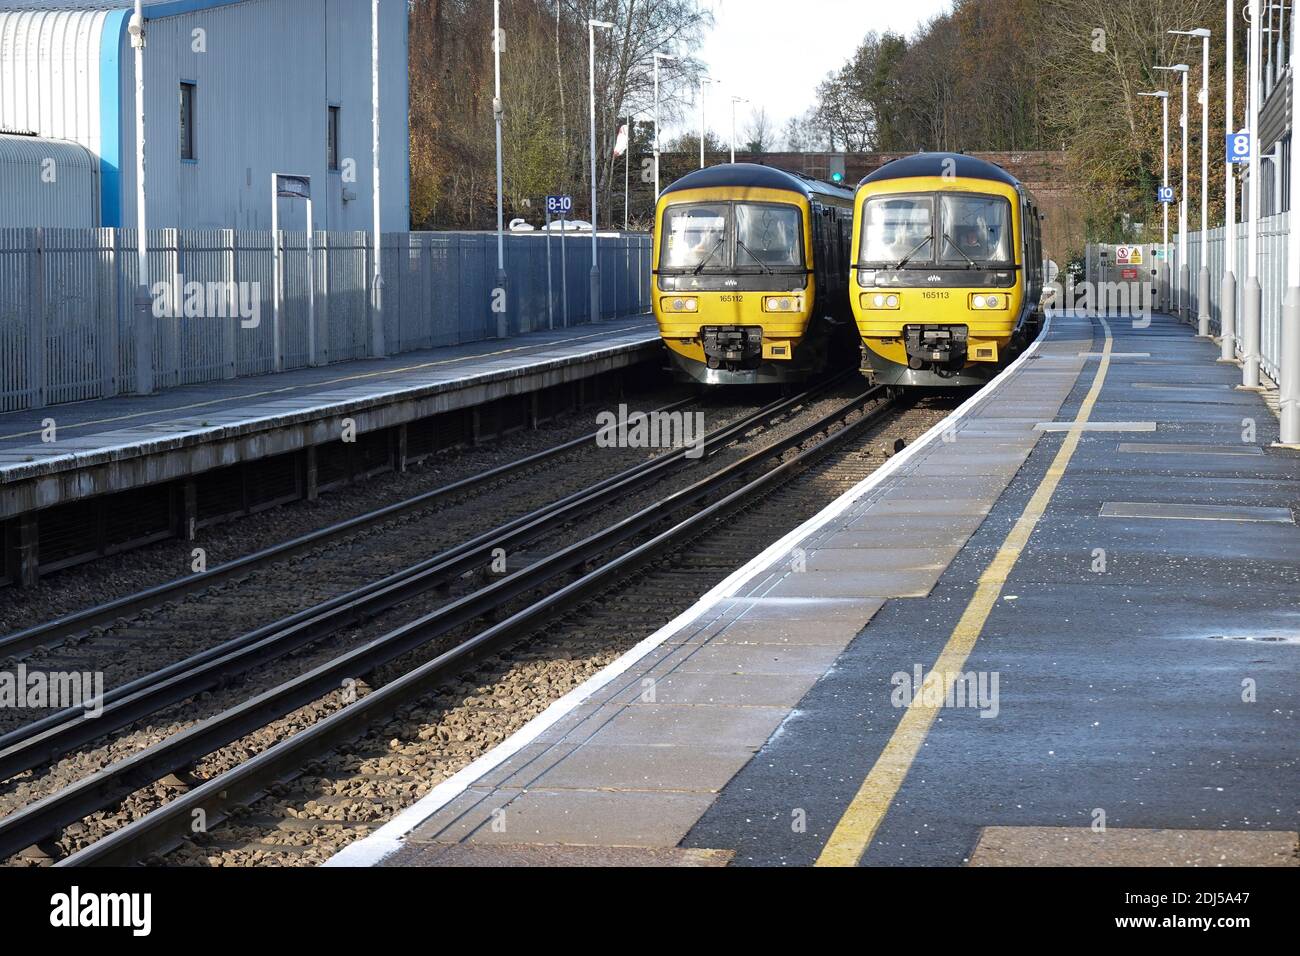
654;187;817;385
851;176;1025;388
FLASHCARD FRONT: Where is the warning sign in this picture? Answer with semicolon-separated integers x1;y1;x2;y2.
1128;247;1143;264
1121;268;1139;280
1115;246;1145;265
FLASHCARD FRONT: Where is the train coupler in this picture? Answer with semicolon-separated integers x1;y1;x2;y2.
903;325;968;371
701;326;763;371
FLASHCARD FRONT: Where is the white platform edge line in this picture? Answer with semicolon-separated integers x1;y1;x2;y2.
324;313;1075;868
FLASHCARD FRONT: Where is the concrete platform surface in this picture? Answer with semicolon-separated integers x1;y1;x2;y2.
321;311;1297;869
0;318;660;518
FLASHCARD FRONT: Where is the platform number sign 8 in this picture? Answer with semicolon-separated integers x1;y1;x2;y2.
1157;185;1174;204
1226;131;1251;164
546;195;574;215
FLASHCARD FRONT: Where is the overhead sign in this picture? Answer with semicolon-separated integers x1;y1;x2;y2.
546;195;573;215
275;174;311;200
1157;185;1174;204
1227;130;1251;164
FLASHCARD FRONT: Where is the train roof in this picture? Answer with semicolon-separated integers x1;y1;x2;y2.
858;152;1020;188
661;163;855;201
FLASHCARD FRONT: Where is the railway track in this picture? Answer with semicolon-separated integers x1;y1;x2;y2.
0;394;701;661
0;377;886;864
0;392;759;750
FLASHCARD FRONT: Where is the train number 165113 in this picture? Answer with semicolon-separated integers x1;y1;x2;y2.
921;290;950;300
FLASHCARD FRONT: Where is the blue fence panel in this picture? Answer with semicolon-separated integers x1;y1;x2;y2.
0;227;652;414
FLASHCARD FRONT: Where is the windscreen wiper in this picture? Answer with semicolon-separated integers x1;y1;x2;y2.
893;236;933;270
693;235;728;275
942;233;980;269
735;237;775;275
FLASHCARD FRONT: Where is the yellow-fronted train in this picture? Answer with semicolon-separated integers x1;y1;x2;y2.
653;164;858;385
850;152;1045;388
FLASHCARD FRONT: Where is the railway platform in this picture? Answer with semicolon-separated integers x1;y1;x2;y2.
328;309;1299;868
0;317;660;584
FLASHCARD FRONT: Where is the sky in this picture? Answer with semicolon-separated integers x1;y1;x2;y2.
677;0;955;142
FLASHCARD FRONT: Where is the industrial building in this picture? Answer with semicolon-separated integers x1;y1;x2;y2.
0;0;410;230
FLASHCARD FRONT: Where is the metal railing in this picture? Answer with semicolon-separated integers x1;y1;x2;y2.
1178;212;1291;381
0;228;652;413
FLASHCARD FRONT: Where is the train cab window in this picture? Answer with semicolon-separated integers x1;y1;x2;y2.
661;204;731;271
939;194;1012;265
661;202;804;274
861;196;933;266
735;203;803;270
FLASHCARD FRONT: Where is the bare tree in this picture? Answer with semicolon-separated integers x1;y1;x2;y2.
406;0;710;229
744;106;774;153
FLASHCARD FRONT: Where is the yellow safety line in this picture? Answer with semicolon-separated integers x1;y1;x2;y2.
0;324;649;444
815;316;1113;868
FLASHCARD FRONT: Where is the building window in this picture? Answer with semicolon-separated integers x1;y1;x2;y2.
328;106;340;171
179;82;197;160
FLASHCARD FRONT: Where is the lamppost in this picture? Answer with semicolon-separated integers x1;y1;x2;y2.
368;0;386;358
730;95;748;164
698;74;717;169
492;0;507;338
1280;0;1300;444
1243;0;1263;390
128;0;153;394
1221;0;1239;364
1171;27;1213;337
588;19;613;323
1155;63;1190;320
1139;90;1170;310
653;51;675;200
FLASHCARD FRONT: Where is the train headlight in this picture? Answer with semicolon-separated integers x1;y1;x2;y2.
763;296;802;313
663;297;698;313
970;293;1007;310
862;293;900;310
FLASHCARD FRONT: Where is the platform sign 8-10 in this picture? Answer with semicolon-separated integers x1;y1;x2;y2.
1226;131;1251;165
546;195;574;215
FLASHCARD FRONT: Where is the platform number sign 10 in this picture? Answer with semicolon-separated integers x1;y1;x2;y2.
546;195;574;216
1226;131;1251;165
1157;185;1174;204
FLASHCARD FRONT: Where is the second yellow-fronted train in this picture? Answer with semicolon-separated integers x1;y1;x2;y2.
850;153;1045;388
652;164;858;385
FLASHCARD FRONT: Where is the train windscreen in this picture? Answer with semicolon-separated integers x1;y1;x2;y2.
660;204;730;272
860;196;933;266
938;194;1012;266
860;193;1013;268
734;204;803;270
660;202;804;273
